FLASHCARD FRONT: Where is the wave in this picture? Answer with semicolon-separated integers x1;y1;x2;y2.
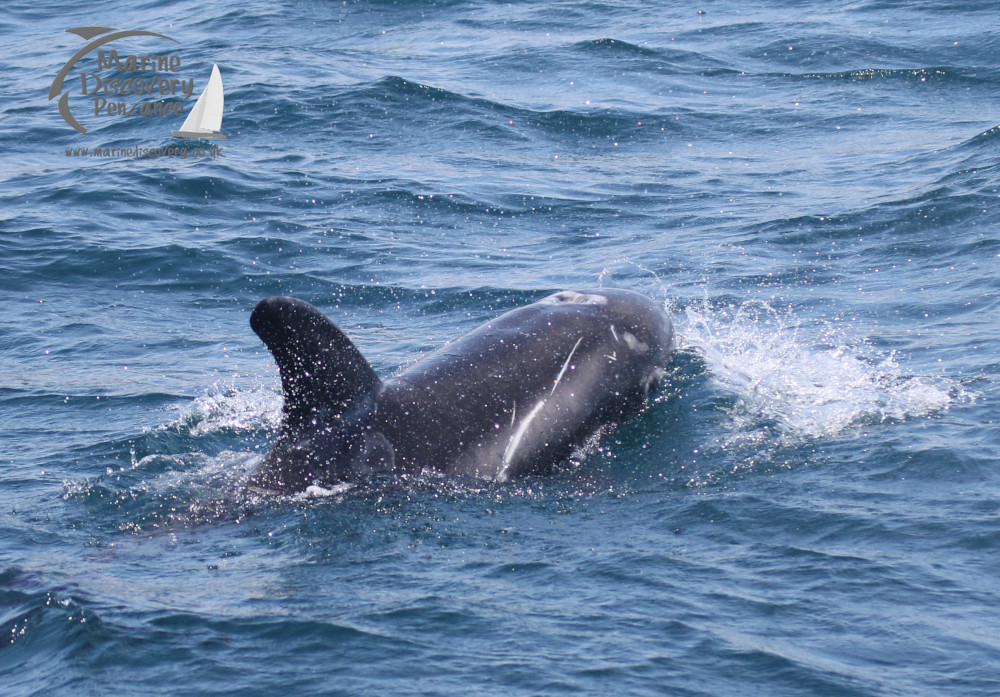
330;75;680;137
790;66;993;87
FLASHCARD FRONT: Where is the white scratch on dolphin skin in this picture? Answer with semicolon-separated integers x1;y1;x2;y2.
542;291;608;305
610;325;619;342
299;482;355;499
499;398;547;481
551;336;584;395
623;331;648;354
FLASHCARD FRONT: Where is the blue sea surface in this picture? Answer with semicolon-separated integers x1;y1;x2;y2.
2;1;1000;695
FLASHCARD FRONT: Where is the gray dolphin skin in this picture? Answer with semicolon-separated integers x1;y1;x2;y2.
245;289;674;494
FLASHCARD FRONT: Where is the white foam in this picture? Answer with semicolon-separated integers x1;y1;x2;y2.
166;382;282;436
676;299;969;446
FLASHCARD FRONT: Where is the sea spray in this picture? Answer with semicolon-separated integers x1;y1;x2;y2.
675;298;965;448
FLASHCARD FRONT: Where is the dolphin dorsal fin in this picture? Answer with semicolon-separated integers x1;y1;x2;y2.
250;297;380;428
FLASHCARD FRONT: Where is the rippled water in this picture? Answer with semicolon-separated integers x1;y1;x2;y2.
3;1;1000;695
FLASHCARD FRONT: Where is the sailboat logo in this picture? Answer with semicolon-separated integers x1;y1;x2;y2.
49;26;179;135
173;63;226;139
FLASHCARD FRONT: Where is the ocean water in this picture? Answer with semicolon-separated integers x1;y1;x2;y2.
2;0;1000;695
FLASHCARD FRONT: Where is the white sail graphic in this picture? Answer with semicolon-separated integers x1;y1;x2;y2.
172;64;226;138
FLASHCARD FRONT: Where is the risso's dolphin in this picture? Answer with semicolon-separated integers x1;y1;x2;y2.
245;289;674;494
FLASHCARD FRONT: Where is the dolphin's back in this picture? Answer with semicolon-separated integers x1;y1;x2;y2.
246;289;673;492
375;289;674;479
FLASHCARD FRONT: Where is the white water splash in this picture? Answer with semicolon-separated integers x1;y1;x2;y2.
676;299;966;446
166;382;282;436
